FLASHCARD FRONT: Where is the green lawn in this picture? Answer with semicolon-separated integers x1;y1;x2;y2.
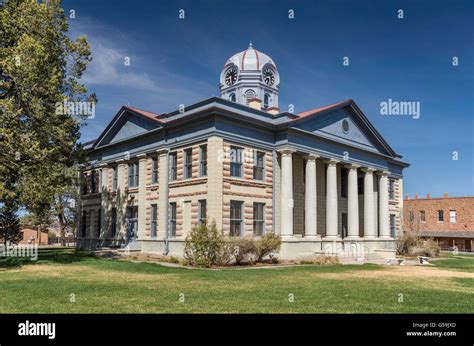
0;248;472;313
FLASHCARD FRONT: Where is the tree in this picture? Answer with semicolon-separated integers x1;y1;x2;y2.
0;0;95;215
0;200;21;245
51;166;80;245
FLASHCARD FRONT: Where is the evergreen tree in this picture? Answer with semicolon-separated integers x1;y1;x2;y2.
0;200;21;245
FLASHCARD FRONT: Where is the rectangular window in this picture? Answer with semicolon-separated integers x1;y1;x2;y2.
253;151;265;180
97;209;101;238
419;210;425;223
81;211;87;237
450;210;456;223
152;157;158;184
341;167;348;198
253;202;265;236
437;210;444;222
151;204;157;238
198;199;207;225
230;146;243;178
199;145;207;177
169;152;177;181
230;201;243;236
389;179;395;200
112;167;118;192
184;148;193;179
390;214;396;237
128;162;139;188
91;170;97;193
169;202;177;237
111;208;117;237
408;211;414;222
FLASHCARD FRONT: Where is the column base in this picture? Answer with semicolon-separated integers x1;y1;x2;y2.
303;235;321;240
344;236;362;241
378;236;394;240
362;235;377;239
322;235;342;241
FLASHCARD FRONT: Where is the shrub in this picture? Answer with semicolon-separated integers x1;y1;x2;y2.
410;238;440;257
228;237;256;265
184;222;227;267
395;231;418;256
255;233;282;262
396;232;440;257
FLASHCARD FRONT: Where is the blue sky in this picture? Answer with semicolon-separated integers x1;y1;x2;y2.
65;0;473;198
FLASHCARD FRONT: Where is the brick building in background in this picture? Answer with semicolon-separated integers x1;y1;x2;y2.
403;193;474;251
19;228;48;245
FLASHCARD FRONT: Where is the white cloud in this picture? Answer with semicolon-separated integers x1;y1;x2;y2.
83;43;158;91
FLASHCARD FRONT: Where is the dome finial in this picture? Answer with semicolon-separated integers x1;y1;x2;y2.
248;40;253;48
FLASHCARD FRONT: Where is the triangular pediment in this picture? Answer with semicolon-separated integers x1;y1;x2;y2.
94;108;162;148
291;102;396;157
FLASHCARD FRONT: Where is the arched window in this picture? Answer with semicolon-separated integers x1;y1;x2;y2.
229;93;236;102
244;89;256;104
264;93;270;108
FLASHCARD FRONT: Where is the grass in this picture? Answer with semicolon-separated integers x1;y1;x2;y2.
432;253;474;272
0;248;473;313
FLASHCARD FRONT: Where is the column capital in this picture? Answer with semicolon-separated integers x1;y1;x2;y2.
344;163;360;170
304;153;320;161
361;167;376;173
376;170;390;177
137;153;147;159
156;148;169;155
115;159;125;164
324;158;340;166
278;147;296;156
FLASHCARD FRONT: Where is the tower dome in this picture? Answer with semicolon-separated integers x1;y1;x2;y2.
220;42;280;110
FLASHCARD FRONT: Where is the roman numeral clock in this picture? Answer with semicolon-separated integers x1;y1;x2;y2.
220;42;280;109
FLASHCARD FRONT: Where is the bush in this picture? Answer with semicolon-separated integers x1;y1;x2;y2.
184;222;227;267
410;238;440;257
184;224;282;267
255;233;282;262
228;237;256;265
395;232;418;255
396;232;440;257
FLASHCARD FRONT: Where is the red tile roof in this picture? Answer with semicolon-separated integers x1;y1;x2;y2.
294;99;351;121
124;106;166;122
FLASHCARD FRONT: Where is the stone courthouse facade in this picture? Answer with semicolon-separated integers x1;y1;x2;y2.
78;44;409;259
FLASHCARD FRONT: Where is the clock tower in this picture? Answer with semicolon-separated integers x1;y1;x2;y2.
220;42;280;111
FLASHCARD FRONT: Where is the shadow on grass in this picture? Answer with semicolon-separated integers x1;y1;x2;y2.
0;247;96;269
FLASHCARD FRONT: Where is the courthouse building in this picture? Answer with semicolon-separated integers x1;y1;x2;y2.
78;43;409;258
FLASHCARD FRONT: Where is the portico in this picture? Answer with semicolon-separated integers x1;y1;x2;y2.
277;149;394;258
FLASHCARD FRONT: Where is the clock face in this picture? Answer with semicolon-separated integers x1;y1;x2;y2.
263;68;275;86
224;66;238;86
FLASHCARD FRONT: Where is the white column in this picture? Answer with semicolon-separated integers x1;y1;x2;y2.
363;168;376;238
305;155;318;238
378;171;390;238
280;149;294;237
346;164;360;238
325;159;339;238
